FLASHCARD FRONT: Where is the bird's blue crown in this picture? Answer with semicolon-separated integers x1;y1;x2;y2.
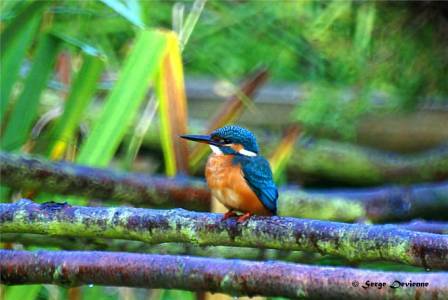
211;125;259;154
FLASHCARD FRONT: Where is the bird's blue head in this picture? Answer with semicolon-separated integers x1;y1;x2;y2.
181;125;259;156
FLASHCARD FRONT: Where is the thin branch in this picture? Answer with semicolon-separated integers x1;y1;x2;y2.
1;151;447;222
1;250;447;299
398;220;448;235
1;200;447;269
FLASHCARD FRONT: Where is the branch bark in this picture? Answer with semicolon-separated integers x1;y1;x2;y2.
1;200;447;269
0;151;210;210
288;139;448;186
1;151;447;222
1;250;447;299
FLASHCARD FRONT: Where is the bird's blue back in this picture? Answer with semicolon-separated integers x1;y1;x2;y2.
232;154;278;214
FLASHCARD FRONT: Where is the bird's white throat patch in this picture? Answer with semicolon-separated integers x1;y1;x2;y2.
209;145;223;155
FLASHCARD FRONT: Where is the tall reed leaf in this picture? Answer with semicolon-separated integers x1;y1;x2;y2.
156;32;189;175
124;0;206;173
1;34;60;151
0;14;41;121
100;0;145;28
0;0;46;56
76;30;167;167
47;53;105;160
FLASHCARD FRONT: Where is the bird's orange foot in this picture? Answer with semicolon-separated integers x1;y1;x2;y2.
237;212;252;223
222;210;238;221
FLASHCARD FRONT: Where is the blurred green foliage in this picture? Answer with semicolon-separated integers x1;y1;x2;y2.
2;0;446;141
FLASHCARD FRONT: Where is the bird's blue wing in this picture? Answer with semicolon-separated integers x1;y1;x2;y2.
236;156;278;214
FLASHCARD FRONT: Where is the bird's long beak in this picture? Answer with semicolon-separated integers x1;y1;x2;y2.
180;134;222;146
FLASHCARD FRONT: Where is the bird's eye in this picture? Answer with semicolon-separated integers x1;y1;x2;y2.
212;136;231;144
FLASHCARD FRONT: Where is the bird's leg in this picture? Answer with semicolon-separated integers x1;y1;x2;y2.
222;210;238;221
237;212;252;223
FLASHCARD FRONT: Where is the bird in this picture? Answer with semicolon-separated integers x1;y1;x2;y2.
181;125;278;222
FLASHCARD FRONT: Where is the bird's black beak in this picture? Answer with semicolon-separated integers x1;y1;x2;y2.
180;134;222;146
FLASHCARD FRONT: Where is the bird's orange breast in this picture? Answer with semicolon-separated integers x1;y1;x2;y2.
205;154;271;215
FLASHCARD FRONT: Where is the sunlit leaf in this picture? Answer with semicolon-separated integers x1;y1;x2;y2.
5;285;42;300
100;0;145;28
156;32;189;176
46;52;105;160
76;29;167;167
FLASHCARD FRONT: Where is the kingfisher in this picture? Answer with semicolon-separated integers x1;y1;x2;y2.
181;125;278;222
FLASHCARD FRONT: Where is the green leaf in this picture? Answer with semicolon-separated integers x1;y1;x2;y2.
5;285;42;300
0;1;46;55
100;0;145;28
1;34;60;151
46;52;105;159
0;7;42;121
76;29;167;167
52;31;104;57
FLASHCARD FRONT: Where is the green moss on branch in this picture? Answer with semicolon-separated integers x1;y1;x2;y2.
1;200;447;269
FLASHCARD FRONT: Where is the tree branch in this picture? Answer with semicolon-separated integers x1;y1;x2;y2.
1;151;447;222
0;151;210;210
1;250;447;299
0;233;323;264
288;139;448;186
3;220;445;254
1;200;447;269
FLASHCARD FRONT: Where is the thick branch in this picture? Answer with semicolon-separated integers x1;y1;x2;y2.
1;200;447;269
1;250;447;299
288;139;448;185
1;152;447;222
0;151;210;210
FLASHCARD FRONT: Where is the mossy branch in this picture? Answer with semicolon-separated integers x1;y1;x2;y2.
1;200;447;269
1;151;447;222
288;137;448;186
5;220;447;264
1;250;447;299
